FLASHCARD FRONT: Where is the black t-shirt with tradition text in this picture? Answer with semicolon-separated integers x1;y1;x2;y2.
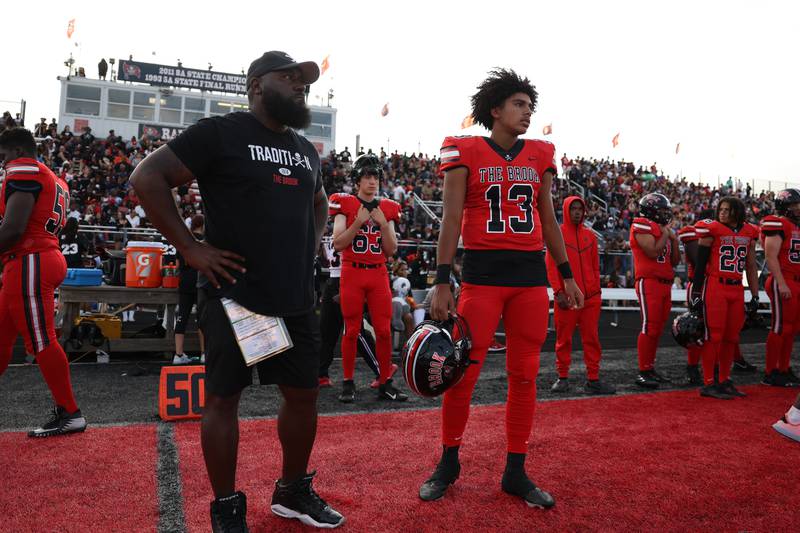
168;112;322;316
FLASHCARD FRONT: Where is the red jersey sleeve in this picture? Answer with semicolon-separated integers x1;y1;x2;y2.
439;136;469;173
533;140;558;176
380;198;401;224
678;225;698;243
694;218;715;238
631;217;656;235
760;215;785;238
328;192;349;218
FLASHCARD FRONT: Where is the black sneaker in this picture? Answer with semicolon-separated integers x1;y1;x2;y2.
419;460;460;501
733;358;757;373
501;471;555;509
28;406;87;438
584;379;616;395
719;379;746;398
699;384;734;400
210;492;249;533
686;365;703;386
762;369;789;387
271;472;344;528
550;378;570;393
635;372;659;389
338;380;355;403
649;369;671;383
785;368;800;387
378;379;408;402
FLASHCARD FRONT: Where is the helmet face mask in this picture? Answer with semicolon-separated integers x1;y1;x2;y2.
401;314;472;397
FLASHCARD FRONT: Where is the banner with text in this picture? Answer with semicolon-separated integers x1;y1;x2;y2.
138;123;186;141
118;59;246;95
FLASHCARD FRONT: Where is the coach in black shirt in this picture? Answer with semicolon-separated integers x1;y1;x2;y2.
131;51;344;531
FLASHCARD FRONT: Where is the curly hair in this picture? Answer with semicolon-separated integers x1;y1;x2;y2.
0;127;37;157
717;196;746;226
470;69;538;130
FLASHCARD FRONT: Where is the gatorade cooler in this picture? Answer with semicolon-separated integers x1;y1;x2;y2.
125;241;165;288
161;265;179;288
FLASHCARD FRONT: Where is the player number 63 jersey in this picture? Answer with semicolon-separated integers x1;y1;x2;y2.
328;193;400;265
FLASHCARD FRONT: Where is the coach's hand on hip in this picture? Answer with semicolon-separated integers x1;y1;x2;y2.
182;240;246;289
430;283;456;322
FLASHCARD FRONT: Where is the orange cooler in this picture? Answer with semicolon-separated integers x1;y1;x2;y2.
125;241;165;288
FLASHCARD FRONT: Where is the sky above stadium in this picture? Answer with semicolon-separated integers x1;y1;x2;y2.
5;0;798;188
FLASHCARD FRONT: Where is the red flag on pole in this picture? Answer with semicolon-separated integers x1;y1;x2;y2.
67;19;75;39
612;132;620;148
542;123;552;136
381;103;389;117
461;114;475;129
675;142;680;154
320;55;330;76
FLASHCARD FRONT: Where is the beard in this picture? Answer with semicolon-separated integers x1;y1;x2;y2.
261;87;311;129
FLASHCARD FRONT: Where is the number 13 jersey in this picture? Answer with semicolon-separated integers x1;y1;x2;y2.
694;219;759;281
0;158;69;261
439;136;556;252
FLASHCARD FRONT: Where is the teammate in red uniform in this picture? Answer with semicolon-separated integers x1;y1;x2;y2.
546;196;615;395
760;188;800;387
419;69;583;508
678;223;703;385
630;193;680;388
691;197;760;399
330;154;407;402
0;128;86;437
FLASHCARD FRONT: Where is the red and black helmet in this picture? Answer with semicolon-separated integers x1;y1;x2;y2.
671;311;705;348
774;188;800;223
401;314;472;398
349;153;383;184
639;193;672;225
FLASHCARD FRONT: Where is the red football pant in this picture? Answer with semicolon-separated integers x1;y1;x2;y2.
0;250;78;413
765;275;800;373
339;264;393;383
635;278;672;372
554;295;602;379
700;278;744;385
685;282;701;365
442;284;548;454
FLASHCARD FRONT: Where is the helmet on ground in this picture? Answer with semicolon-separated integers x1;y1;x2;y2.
672;311;705;348
401;314;472;397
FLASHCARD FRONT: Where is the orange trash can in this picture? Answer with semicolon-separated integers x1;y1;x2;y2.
125;241;165;288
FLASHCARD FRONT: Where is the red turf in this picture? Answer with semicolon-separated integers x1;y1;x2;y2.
174;386;799;532
1;424;159;532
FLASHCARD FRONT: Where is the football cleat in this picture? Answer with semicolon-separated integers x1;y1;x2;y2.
377;379;408;402
28;406;87;438
719;379;746;398
772;417;800;443
635;372;659;389
550;378;570;393
501;471;555;509
338;381;355;403
419;461;460;502
699;384;734;400
271;472;344;529
584;380;616;395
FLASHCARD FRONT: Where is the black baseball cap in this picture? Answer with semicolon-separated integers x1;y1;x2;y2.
246;51;319;85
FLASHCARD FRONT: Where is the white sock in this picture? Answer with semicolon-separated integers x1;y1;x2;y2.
786;406;800;425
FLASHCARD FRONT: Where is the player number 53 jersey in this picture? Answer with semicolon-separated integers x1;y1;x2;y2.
760;215;800;277
328;193;400;265
0;158;69;260
439;135;556;252
694;219;759;280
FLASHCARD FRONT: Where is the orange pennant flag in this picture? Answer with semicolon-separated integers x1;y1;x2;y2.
320;55;330;76
460;114;475;129
381;103;389;117
675;142;680;154
542;123;552;136
612;132;620;148
67;19;75;39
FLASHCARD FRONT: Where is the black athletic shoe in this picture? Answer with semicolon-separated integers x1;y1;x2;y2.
271;472;344;529
28;406;87;438
719;379;746;398
762;369;789;387
635;372;659;389
785;368;800;387
686;365;703;386
419;461;460;501
550;378;570;393
211;491;249;533
378;379;408;402
732;358;757;373
338;380;355;403
584;379;616;395
501;471;555;509
699;383;734;400
649;369;671;383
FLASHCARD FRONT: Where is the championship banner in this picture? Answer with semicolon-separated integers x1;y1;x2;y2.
138;123;186;141
118;59;247;95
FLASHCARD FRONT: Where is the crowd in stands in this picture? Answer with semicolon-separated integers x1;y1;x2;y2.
1;113;786;290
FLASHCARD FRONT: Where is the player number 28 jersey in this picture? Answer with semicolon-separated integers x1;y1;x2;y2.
694;219;759;280
439;136;557;251
760;215;800;277
328;193;400;265
0;158;69;260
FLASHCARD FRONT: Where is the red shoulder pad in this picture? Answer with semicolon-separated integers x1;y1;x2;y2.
380;198;401;223
678;225;698;242
760;215;784;234
631;217;655;234
439;136;471;172
328;193;355;217
693;218;715;237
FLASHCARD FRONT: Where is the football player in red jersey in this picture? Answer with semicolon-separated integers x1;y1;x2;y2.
330;154;407;402
678;222;703;385
420;69;583;509
0;128;86;437
760;188;800;387
691;197;760;399
630;193;681;388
